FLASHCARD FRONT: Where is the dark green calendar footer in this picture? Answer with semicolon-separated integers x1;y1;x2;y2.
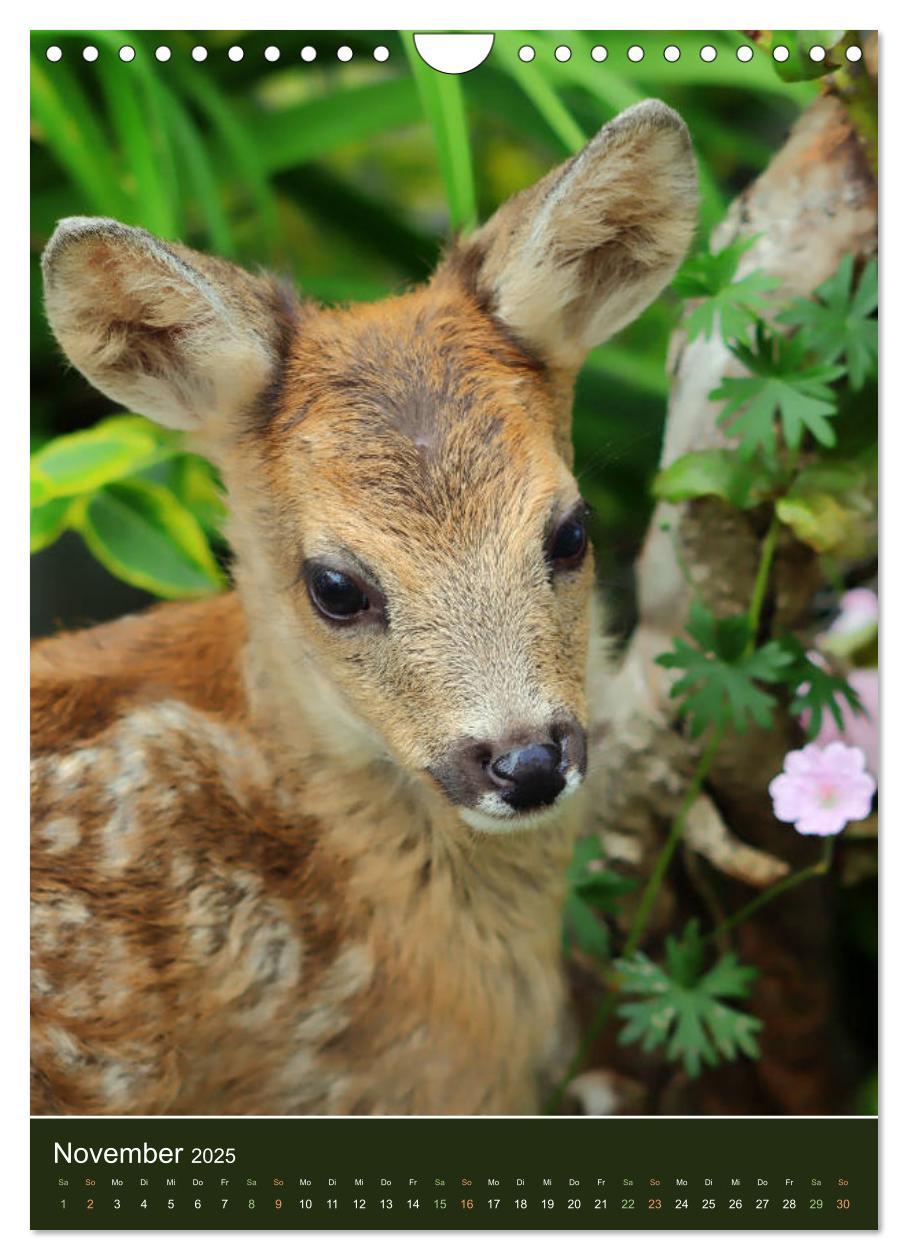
31;1115;877;1230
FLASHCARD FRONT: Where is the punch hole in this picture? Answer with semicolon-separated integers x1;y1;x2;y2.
155;46;171;62
265;46;280;62
46;46;62;62
846;45;862;62
301;46;317;62
412;33;494;73
664;45;680;62
590;46;607;62
373;46;390;62
191;46;208;62
228;46;244;62
627;45;644;62
700;45;717;62
554;45;571;62
83;46;99;62
518;45;535;62
809;45;826;62
337;46;353;62
119;46;135;62
772;46;789;62
736;45;754;62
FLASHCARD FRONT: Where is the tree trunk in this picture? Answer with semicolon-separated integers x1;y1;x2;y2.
579;87;877;1116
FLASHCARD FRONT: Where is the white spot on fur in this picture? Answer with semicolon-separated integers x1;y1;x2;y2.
476;791;516;820
54;746;101;784
100;738;149;870
99;1060;150;1106
278;944;374;1089
562;766;582;796
32;896;91;951
46;1025;86;1069
32;969;54;997
41;816;81;852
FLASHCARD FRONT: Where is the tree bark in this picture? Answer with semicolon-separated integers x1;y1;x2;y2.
580;89;877;1115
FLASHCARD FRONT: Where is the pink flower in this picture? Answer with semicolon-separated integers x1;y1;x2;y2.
827;588;878;638
769;742;876;837
801;667;879;779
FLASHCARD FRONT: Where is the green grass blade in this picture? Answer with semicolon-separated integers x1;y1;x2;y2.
95;55;175;236
170;60;279;248
528;31;640;113
30;55;129;219
274;163;436;277
403;33;477;231
157;82;235;255
32;31;184;236
492;31;587;152
250;78;422;175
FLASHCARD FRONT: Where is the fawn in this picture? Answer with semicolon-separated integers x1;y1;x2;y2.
31;100;698;1115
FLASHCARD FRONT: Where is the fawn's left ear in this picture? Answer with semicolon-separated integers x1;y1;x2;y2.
463;100;699;369
42;217;297;439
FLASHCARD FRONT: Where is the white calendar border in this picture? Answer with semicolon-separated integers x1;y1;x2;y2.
5;2;903;1256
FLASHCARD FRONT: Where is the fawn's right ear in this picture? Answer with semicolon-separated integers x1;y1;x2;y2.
42;217;297;437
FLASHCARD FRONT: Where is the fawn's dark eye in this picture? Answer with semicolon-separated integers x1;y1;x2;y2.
548;509;589;571
306;566;370;622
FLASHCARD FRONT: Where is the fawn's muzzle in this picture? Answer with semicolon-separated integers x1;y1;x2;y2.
430;716;587;822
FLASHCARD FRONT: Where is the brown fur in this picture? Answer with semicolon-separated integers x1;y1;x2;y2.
32;101;698;1114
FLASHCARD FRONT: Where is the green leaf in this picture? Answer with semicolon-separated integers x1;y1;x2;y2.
562;893;610;958
566;834;607;880
656;602;794;735
672;237;756;297
775;456;876;558
30;495;76;552
77;480;226;600
31;424;164;504
776;494;873;558
782;256;878;390
170;455;227;537
674;237;780;344
652;449;776;510
711;324;844;456
562;835;636;959
403;33;477;231
767;31;844;82
615;922;762;1078
777;636;865;740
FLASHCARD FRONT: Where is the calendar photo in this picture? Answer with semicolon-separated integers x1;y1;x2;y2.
29;25;879;1232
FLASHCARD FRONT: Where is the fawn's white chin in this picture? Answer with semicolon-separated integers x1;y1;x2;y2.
458;767;583;834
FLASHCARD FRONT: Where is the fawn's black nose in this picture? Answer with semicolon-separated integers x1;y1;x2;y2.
487;741;565;812
429;715;587;820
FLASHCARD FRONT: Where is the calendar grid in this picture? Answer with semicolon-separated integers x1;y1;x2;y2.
31;1117;877;1230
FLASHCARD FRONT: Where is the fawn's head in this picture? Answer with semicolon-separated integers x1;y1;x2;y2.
43;101;697;833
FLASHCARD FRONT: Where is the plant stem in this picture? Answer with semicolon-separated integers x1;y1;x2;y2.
544;722;725;1114
707;835;836;942
745;514;781;652
622;723;725;959
547;476;785;1112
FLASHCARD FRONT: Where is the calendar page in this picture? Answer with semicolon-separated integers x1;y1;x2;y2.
29;25;879;1234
